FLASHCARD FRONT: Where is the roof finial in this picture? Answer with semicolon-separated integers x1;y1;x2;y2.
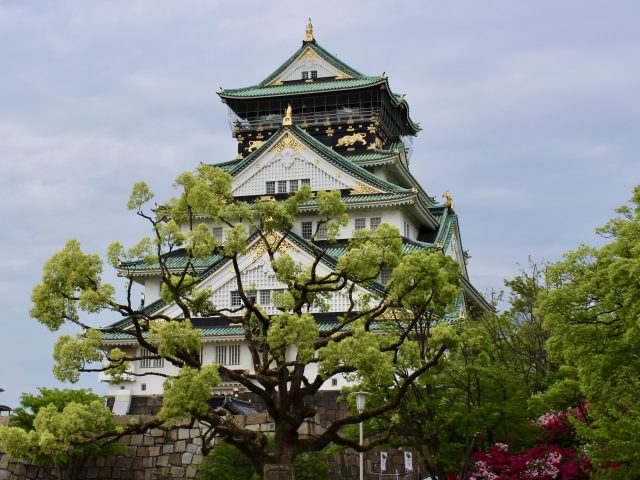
305;18;314;42
442;191;455;210
282;104;293;126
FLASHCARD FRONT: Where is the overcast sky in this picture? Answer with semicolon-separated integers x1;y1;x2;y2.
1;1;638;408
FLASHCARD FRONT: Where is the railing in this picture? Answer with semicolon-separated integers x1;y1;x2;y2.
228;107;382;135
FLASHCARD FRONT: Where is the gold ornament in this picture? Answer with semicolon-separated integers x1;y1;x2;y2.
304;18;314;42
272;134;303;154
336;133;367;147
282;104;293;126
245;140;264;153
350;182;379;195
442;191;455;210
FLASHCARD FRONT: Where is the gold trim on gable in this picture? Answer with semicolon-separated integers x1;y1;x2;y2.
271;134;303;154
349;182;380;196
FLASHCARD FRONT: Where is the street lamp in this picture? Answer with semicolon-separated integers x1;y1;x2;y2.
352;391;369;480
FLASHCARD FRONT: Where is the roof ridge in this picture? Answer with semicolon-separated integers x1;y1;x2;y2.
258;41;365;87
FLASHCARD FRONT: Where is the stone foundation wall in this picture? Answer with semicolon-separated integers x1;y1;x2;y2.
0;418;206;480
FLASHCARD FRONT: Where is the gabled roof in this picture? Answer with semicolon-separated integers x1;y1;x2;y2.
221;77;384;99
259;40;365;86
211;125;412;195
118;249;223;275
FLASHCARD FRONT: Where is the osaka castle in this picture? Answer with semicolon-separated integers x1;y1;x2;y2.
100;21;490;411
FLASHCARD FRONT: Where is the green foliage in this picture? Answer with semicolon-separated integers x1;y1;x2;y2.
159;365;220;426
30;240;114;331
127;181;154;211
0;388;122;477
9;388;104;431
267;312;319;363
52;329;103;383
539;186;640;477
149;319;203;360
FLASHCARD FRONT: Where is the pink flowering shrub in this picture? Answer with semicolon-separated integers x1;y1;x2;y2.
470;443;590;480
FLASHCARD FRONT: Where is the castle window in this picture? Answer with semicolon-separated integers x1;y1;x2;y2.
139;347;164;369
278;180;288;194
331;378;338;387
302;221;313;240
354;218;366;231
216;345;227;365
370;217;382;234
316;223;327;240
289;180;299;192
228;345;241;365
212;226;223;242
302;71;309;80
230;290;242;307
404;221;410;238
301;178;311;187
266;181;276;194
259;289;272;305
380;267;393;286
310;70;318;79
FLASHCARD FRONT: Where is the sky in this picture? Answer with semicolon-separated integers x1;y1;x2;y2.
0;1;639;408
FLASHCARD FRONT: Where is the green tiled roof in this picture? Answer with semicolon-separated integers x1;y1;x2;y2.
260;40;365;86
118;250;223;273
222;77;384;99
301;192;414;208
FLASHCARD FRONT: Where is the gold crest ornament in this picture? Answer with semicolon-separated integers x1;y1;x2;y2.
282;104;293;126
304;18;314;42
442;191;455;210
336;132;367;147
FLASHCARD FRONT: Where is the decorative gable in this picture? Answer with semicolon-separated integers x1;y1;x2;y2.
266;47;352;85
232;131;381;197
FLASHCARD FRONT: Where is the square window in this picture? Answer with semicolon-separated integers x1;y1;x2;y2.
316;223;327;240
370;217;381;234
277;180;287;194
354;218;366;230
212;226;223;242
302;221;313;240
331;378;338;387
259;289;272;305
311;70;318;79
302;71;309;80
230;291;242;307
289;180;299;192
266;181;275;194
301;178;311;188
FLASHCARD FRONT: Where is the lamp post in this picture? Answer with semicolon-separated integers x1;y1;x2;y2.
353;391;369;480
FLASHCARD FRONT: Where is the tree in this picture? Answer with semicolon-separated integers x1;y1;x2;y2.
539;186;640;478
0;388;125;480
30;164;462;477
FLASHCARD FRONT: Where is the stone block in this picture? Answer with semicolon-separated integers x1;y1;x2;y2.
150;428;165;437
0;455;9;469
168;429;178;442
169;452;182;465
143;435;155;446
156;455;169;467
174;440;187;453
192;437;203;446
186;444;198;454
190;429;200;439
186;465;198;477
177;428;190;440
181;452;194;464
127;446;138;457
143;456;155;468
162;444;173;454
130;434;144;446
192;454;203;465
170;466;185;477
148;446;161;457
0;471;9;480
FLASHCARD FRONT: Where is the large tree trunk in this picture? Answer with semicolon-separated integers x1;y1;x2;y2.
263;464;295;480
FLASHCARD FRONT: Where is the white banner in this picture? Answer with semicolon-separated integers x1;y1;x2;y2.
380;451;388;472
404;451;413;472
